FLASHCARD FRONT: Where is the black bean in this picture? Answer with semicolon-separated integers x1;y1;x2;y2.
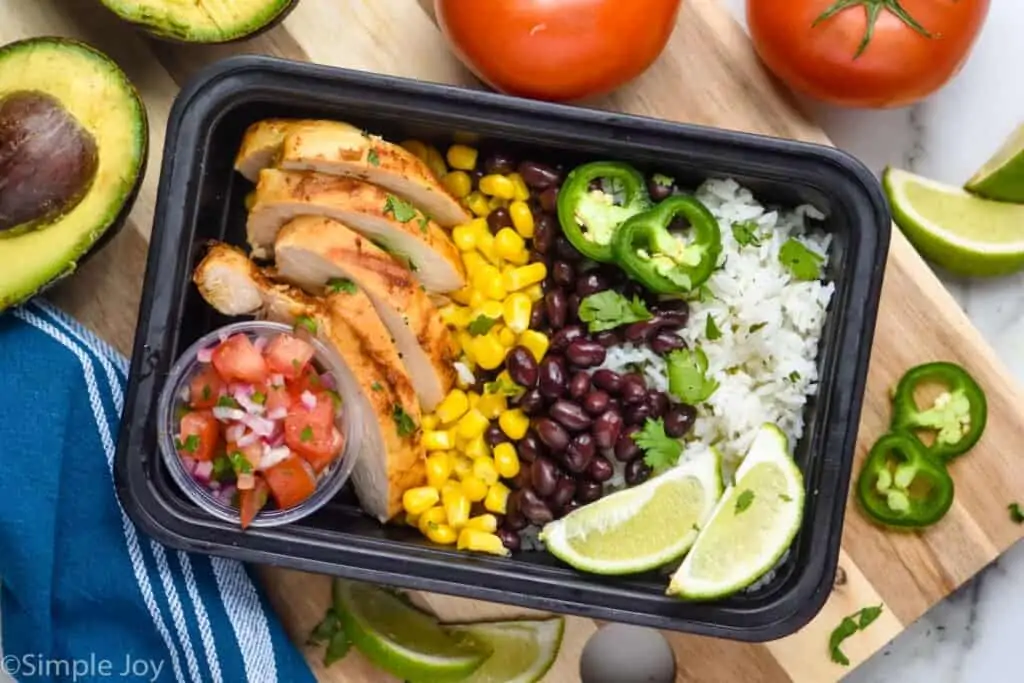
647;175;675;201
530;302;546;330
533;214;556;254
591;369;623;394
518;161;560;189
497;528;522;551
593;410;623;449
549;400;593;432
654;298;689;314
517;431;544;462
565;339;606;368
587;455;614;483
576;272;610;298
607;397;622;413
582;389;610;416
552;261;575;288
614;425;642;462
487;207;512;233
563;432;595;474
531;457;559;497
550;478;577;508
485;423;510;447
567;293;582;324
510;468;532;490
544;290;568;330
659;310;690;330
625;458;653;486
668;216;690;233
576;480;603;504
504;509;528;532
517;388;545;416
624;318;662;344
664;404;698;438
484;152;516;175
470;169;485;190
620;373;648;405
550;325;584;354
568;371;591;400
651;331;686;355
561;499;582;516
624;401;652;426
520;488;554;525
593;330;620;348
507;346;539;388
538;186;559;213
648;390;669;419
535;417;570;452
554;235;581;262
538;355;567;399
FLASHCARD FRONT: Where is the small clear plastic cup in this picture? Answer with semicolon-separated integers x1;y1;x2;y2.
157;321;359;528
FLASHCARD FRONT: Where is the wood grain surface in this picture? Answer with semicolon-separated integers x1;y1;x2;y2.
3;1;1023;681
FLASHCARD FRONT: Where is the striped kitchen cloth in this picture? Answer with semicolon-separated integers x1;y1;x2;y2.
0;300;316;683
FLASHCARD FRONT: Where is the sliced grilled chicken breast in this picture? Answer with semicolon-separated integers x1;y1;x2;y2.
193;243;426;521
247;169;466;293
275;216;456;412
233;119;321;182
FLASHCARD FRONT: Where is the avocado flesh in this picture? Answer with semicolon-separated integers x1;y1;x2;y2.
0;38;147;311
101;0;296;43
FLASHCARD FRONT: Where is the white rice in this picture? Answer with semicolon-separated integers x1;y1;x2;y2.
598;178;835;479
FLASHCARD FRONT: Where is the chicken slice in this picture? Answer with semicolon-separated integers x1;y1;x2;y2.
234;119;471;228
193;243;426;521
274;216;456;412
247;169;466;293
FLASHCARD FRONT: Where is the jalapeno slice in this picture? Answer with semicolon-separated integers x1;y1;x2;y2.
556;161;651;262
856;432;954;529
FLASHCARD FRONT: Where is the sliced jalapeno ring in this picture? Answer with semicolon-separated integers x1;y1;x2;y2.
856;432;954;530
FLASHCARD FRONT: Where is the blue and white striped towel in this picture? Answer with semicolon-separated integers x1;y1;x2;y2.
0;300;316;683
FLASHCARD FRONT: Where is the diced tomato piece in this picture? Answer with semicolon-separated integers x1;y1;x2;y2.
302;427;345;473
263;456;318;509
286;366;324;400
284;395;340;468
178;411;220;461
227;441;263;471
265;333;316;380
212;334;268;384
189;367;224;409
238;476;269;529
263;383;293;414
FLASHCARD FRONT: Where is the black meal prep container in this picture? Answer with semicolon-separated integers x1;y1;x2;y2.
115;55;891;642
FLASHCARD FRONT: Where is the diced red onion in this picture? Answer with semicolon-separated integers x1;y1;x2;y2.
299;458;318;484
266;407;288;421
180;456;196;473
193;460;214;483
268;431;286;448
196;347;214;363
225;423;245;443
241;413;276;437
209;480;221;491
217;330;229;343
237;473;256;490
319;372;337;391
237;430;261;448
219;485;237;505
254;336;268;352
230;383;254;397
270;373;285;387
261;445;292;470
300;390;317;410
235;389;266;415
213;407;246;422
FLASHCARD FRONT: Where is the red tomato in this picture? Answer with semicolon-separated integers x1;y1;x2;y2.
263;456;318;509
228;441;263;471
264;333;316;380
189;367;224;409
435;0;683;102
239;477;269;529
212;334;268;384
286;367;324;401
262;383;293;414
747;0;990;108
178;411;220;461
284;396;340;468
302;428;345;473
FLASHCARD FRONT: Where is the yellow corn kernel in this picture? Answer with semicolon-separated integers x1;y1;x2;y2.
471;334;506;371
402;486;440;515
518;330;550;362
467;217;490;237
472;262;500;289
446;144;478;171
502;293;532;334
424;145;448;179
401;139;429;161
498;409;529;440
494;228;527;264
444;490;471;529
451;223;477;251
508;173;530;202
465;191;490;217
503;263;547;292
524;284;544;303
435;389;470;425
442;171;472;199
439;304;461;328
509;200;535;238
497;326;516;348
460;475;489;503
421;415;440;431
467;290;488;311
457;330;475;359
474;230;497;262
481;274;508;301
417;506;447;535
450;286;473;306
476;392;507;420
452;454;474;480
468;391;483;412
405;511;420;527
425;452;453;490
450;308;474;330
466;513;499;533
488;196;509;211
422;429;454;451
456;408;490;441
457;528;510;556
472;300;504;322
484;482;511;514
464;435;490;461
424;523;458;545
479;174;516;200
472;456;500;486
461;251;488;278
442;479;463;501
492;442;521;479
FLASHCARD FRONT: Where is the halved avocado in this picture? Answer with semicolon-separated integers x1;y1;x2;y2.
0;37;147;312
100;0;298;43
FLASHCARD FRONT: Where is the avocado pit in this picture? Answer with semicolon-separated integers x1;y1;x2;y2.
0;90;99;233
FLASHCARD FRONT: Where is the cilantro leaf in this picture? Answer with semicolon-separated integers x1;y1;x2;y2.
828;605;884;667
1010;503;1024;524
251;391;266;405
216;395;239;409
577;291;653;333
788;371;801;383
484;377;524;398
202;384;212;402
749;322;767;333
367;148;380;166
779;238;824;281
731;220;761;247
371;381;383;392
327;278;357;294
176;434;200;454
418;215;430;234
735;489;755;514
383;194;418;223
633;418;683;472
666;347;719;404
858;605;883;629
393;404;417;437
300;426;314;443
229;450;253;474
705;314;722;341
212;454;234;482
324;628;352;667
325;389;343;410
308;608;341;645
467;315;499;336
175;405;192;421
294;315;318;335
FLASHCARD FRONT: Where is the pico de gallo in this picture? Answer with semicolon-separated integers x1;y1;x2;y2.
174;331;346;528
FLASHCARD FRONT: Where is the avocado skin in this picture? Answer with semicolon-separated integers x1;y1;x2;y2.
99;0;299;44
0;37;148;312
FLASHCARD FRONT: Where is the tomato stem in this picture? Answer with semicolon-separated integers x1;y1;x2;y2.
813;0;933;59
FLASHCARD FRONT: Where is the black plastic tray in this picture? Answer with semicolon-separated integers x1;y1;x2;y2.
115;55;891;642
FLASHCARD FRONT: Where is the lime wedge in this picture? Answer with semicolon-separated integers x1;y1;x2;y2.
538;448;723;575
333;580;490;683
668;424;804;600
965;123;1024;202
448;618;565;683
884;167;1024;277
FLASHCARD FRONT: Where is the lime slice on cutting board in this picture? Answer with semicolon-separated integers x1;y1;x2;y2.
538;447;723;575
884;167;1024;277
965;123;1024;202
333;579;491;683
668;424;804;600
447;618;565;683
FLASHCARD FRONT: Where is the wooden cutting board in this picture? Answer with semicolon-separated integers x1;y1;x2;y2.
4;1;1023;680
